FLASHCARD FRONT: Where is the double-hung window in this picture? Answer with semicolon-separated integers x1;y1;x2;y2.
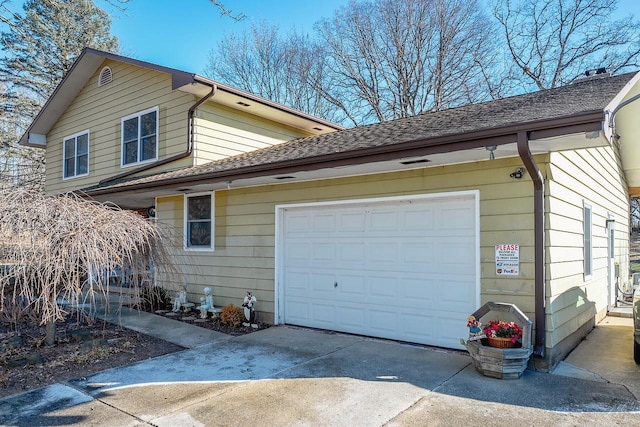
121;107;158;166
63;131;89;179
185;193;214;250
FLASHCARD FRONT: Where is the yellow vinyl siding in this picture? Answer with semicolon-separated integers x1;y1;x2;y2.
616;80;640;192
156;157;537;324
546;146;629;347
192;103;314;165
45;60;195;194
155;145;629;343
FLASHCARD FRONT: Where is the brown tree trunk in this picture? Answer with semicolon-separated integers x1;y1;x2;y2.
45;320;56;346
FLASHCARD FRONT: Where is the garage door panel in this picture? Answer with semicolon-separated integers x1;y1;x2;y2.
439;281;476;311
286;213;311;233
281;193;477;350
368;275;400;300
435;312;471;348
401;278;436;305
369;209;399;231
285;242;309;261
340;242;365;262
369;309;399;334
335;274;366;297
403;243;435;265
312;242;336;262
403;207;434;230
284;271;309;295
369;242;398;264
310;272;336;296
310;303;336;327
285;298;312;324
338;211;366;232
337;305;366;330
312;213;337;232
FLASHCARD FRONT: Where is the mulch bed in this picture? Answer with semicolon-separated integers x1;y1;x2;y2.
0;307;269;399
154;308;270;336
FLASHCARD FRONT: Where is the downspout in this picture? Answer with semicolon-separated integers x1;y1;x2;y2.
517;131;546;358
99;84;218;185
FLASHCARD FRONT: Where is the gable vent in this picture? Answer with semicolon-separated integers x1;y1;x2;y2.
98;66;113;87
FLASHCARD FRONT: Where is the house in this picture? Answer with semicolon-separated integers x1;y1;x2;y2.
21;48;640;370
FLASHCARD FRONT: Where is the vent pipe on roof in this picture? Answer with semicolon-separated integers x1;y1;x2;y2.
99;83;218;186
517;131;546;358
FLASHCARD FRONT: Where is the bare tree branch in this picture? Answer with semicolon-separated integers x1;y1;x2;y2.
0;189;179;344
493;0;640;90
210;0;245;21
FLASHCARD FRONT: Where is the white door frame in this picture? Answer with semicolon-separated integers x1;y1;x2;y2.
273;190;481;325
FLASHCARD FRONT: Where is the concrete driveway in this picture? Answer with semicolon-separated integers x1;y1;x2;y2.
1;314;640;426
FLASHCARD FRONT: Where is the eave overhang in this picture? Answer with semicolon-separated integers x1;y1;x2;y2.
83;109;607;202
20;48;342;147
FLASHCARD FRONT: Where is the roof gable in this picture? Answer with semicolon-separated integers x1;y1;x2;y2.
21;48;342;146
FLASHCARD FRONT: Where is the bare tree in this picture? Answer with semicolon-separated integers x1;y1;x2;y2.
0;83;45;191
0;189;178;345
312;0;498;125
206;0;498;127
0;0;119;191
493;0;640;90
205;22;342;123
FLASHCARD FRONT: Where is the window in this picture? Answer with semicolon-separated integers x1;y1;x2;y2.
121;107;158;166
584;203;593;277
63;131;89;178
185;193;214;250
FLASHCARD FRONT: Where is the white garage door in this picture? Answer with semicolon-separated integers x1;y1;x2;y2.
277;192;478;350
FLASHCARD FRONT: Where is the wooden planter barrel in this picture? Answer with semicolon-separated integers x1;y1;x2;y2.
464;302;533;379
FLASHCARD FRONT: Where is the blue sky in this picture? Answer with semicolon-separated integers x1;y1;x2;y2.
108;0;351;73
107;0;640;74
4;0;640;74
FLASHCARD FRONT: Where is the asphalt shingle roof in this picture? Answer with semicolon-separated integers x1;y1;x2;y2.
86;72;637;193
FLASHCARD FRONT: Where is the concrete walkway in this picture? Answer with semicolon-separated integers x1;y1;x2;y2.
1;308;639;426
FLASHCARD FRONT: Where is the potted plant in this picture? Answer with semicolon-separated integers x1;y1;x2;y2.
483;319;523;348
461;302;533;379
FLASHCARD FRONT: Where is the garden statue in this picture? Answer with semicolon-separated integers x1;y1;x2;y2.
467;315;485;341
197;287;214;319
172;286;187;312
242;291;258;328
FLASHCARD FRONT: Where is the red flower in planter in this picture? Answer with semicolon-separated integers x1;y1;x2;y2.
483;320;523;344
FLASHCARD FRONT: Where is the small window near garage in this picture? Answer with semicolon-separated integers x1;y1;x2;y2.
121;107;158;167
98;66;112;87
584;202;593;277
63;130;89;179
184;192;214;250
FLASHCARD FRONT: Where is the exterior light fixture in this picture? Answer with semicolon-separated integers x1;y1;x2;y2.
486;145;497;160
510;167;525;179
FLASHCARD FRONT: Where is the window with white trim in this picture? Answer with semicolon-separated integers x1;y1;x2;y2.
584;203;593;277
185;192;214;250
63;131;89;179
121;107;158;167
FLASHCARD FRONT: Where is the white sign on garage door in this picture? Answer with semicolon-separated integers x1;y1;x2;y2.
276;191;479;350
